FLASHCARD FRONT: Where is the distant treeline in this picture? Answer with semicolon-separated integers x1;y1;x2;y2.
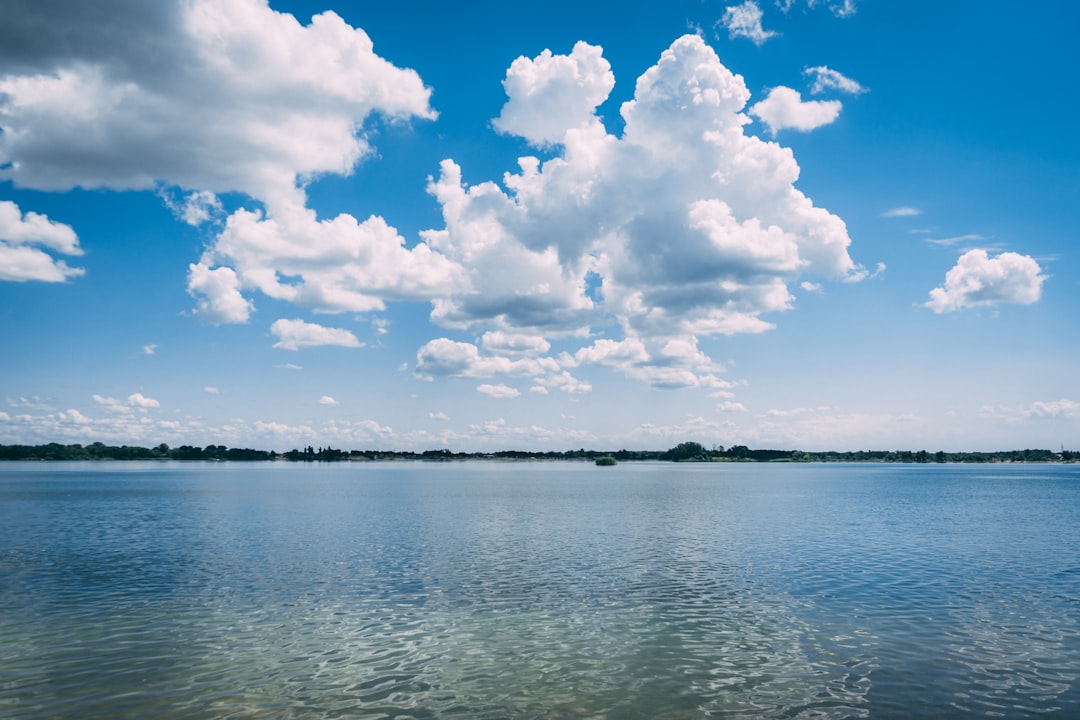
0;441;1076;463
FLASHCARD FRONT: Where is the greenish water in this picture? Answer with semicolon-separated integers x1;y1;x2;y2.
1;461;1078;718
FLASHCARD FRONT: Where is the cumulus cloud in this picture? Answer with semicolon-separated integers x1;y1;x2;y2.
203;386;219;394
0;0;433;209
925;249;1046;314
415;338;560;378
750;86;842;134
190;209;464;323
493;41;614;147
422;36;860;388
804;66;866;95
319;395;339;406
271;318;363;350
0;200;84;282
720;1;777;45
0;0;452;326
477;383;521;399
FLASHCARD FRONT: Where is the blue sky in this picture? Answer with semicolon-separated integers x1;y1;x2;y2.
1;0;1077;452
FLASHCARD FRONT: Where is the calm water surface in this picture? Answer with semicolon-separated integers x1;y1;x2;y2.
1;461;1078;718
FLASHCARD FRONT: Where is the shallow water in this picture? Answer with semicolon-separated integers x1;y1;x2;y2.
1;461;1078;718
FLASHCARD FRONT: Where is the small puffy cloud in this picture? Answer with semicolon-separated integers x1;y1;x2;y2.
271;318;363;350
717;401;748;412
481;331;551;356
0;200;84;282
804;66;866;95
142;344;157;355
720;1;777;45
535;371;593;394
127;392;160;409
882;207;922;218
801;281;822;292
477;383;521;399
750;86;842;134
319;395;340;406
188;262;253;324
428;411;449;421
925;249;1046;314
493;41;614;147
93;392;160;411
415;338;560;378
203;386;219;394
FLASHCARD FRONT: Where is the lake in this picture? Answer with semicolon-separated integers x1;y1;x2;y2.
1;461;1078;718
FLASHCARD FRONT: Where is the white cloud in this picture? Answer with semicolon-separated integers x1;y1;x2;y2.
190;209;464;323
187;262;253;324
925;233;986;247
93;392;160;412
721;1;777;45
750;86;842;134
717;401;748;412
0;1;452;324
804;66;866;95
882;207;922;218
127;392;160;409
270;318;363;350
275;363;303;371
428;411;449;421
493;41;615;147
800;281;822;292
0;0;434;211
422;36;860;389
778;0;857;17
203;386;219;394
477;383;521;399
1030;400;1080;419
0;200;84;282
480;331;551;356
319;395;340;406
415;338;560;379
925;249;1046;314
163;190;224;226
142;344;157;355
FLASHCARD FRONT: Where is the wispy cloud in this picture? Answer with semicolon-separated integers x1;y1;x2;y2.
719;1;777;45
882;206;923;218
804;66;866;95
924;233;986;247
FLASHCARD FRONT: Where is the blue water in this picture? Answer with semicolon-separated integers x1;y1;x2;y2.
1;461;1078;718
